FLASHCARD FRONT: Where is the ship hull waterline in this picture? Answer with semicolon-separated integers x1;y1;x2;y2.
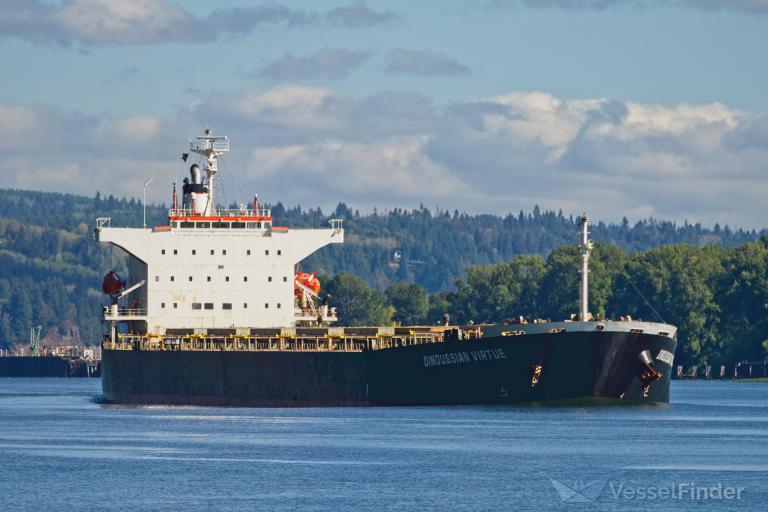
101;330;677;407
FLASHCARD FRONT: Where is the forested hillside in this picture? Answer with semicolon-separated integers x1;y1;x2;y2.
324;239;768;366
0;188;765;362
290;203;762;291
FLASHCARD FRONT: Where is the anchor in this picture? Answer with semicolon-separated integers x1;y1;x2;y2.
638;350;663;398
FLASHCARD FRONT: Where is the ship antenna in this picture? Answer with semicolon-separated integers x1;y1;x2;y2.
579;213;594;321
189;127;229;216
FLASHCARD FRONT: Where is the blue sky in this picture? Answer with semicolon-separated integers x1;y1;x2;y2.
1;0;767;227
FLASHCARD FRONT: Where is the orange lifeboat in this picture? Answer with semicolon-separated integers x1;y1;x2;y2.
295;272;321;297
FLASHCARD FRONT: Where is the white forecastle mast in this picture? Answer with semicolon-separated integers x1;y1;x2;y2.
579;213;594;321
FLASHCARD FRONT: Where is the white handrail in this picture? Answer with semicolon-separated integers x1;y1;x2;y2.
168;207;272;218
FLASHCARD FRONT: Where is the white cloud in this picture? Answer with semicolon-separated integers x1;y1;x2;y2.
384;49;469;76
246;136;464;199
483;0;768;14
55;0;191;44
259;48;371;80
0;1;400;47
1;88;767;228
0;104;38;149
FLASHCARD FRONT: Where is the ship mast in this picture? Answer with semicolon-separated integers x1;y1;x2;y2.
579;213;594;321
189;128;229;216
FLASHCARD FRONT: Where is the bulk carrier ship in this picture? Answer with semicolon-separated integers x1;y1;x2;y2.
95;129;677;406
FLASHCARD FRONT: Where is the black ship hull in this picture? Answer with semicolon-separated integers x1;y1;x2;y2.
102;326;677;406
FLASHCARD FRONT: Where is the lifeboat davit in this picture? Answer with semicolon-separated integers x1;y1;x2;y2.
102;271;125;295
295;272;320;297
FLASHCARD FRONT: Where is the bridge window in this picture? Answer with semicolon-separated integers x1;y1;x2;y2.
247;250;251;255
207;276;211;282
170;276;175;282
196;222;210;228
162;249;166;255
210;249;214;255
161;303;166;309
265;303;269;309
188;276;193;282
277;303;281;309
225;276;230;282
222;303;232;310
180;221;194;228
277;250;282;255
231;222;245;229
173;249;178;255
243;276;248;282
265;250;269;255
213;222;229;229
268;276;272;282
222;250;227;255
243;303;248;309
192;303;201;310
192;249;196;255
204;303;214;310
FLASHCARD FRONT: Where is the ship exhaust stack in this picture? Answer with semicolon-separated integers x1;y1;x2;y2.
190;164;202;184
579;214;594;322
188;129;229;216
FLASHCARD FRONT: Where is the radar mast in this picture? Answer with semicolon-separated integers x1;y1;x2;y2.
189;128;229;216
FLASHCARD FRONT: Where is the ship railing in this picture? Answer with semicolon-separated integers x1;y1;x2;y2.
104;308;147;318
295;306;338;319
329;219;343;233
103;331;467;352
192;137;230;153
167;207;272;218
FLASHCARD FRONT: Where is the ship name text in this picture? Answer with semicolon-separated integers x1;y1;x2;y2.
423;348;507;368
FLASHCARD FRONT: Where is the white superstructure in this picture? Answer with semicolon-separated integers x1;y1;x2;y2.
95;129;343;334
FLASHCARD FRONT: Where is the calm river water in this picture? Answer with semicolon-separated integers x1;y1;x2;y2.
0;379;766;511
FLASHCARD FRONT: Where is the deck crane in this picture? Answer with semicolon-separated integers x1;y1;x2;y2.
30;325;42;356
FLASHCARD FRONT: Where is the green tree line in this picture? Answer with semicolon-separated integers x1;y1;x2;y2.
324;238;768;367
0;188;765;366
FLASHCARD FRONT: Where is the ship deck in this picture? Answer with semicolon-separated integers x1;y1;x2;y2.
104;326;481;353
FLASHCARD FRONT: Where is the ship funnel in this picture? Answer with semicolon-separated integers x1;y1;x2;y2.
190;164;202;184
